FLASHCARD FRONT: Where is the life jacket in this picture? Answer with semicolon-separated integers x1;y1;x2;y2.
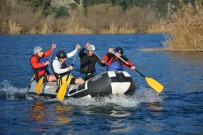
107;57;123;71
30;55;50;80
51;59;69;79
107;61;123;71
38;59;48;71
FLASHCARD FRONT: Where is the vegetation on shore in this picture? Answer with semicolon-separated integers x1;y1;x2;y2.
0;0;159;34
0;0;203;51
148;0;203;51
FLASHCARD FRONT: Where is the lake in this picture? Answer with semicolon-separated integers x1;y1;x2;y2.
0;34;203;135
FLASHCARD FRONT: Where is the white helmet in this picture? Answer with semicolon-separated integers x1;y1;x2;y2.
33;46;43;54
87;45;95;51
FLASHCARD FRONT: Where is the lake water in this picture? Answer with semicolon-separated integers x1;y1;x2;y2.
0;34;203;135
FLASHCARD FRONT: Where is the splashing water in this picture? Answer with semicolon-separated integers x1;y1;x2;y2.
63;87;163;108
0;80;28;100
0;80;163;108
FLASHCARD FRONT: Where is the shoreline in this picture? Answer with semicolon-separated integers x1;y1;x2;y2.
139;48;203;52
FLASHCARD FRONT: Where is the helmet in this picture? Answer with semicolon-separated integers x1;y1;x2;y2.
33;46;43;54
57;50;66;59
115;47;123;54
87;45;95;51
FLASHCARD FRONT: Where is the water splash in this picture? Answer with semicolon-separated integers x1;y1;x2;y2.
63;87;163;108
0;80;28;100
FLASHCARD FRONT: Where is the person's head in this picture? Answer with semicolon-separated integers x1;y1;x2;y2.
57;50;67;62
87;45;95;57
115;47;123;57
33;46;43;57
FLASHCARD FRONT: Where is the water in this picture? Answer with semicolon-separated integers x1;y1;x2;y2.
0;34;203;135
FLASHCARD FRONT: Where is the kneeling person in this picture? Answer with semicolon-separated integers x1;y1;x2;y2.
52;45;84;86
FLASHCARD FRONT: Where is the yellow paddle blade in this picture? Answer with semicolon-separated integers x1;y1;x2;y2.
145;77;164;93
35;77;44;95
57;76;73;102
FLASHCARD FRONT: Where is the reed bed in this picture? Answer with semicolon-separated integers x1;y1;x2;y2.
148;0;203;52
0;2;157;34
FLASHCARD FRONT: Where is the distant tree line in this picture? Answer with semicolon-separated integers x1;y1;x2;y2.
25;0;200;17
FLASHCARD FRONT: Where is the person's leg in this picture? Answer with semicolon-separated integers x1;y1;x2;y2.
75;78;85;85
47;75;57;82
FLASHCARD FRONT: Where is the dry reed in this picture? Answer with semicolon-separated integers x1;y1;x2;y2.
149;0;203;52
0;2;157;34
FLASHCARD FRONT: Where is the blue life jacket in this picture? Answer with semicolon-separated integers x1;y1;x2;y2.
39;58;48;71
107;61;123;71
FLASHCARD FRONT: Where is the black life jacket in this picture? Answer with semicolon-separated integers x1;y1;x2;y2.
51;59;69;79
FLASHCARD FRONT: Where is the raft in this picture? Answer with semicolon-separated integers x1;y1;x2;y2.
27;71;135;99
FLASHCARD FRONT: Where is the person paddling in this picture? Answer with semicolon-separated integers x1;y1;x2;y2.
103;47;136;71
30;44;57;82
78;43;106;80
52;44;85;85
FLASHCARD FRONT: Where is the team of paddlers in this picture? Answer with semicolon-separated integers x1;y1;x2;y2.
30;43;136;86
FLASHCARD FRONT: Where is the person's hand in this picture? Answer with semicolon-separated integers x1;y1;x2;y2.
108;48;114;53
76;44;81;49
130;66;136;70
85;43;90;48
45;61;50;65
100;59;106;63
68;66;73;71
52;44;56;49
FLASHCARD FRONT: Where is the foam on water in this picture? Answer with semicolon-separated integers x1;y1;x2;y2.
0;80;28;100
0;80;163;108
63;87;163;108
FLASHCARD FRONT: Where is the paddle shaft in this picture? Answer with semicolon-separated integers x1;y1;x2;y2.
48;48;54;62
111;51;164;93
111;51;145;77
65;49;78;81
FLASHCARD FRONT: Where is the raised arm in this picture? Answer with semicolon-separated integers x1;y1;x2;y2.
79;43;90;57
67;44;81;58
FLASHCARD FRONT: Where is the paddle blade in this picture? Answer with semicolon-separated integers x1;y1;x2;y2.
57;76;73;102
145;77;164;93
35;77;44;95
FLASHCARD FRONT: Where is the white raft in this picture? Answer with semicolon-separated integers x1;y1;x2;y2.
27;71;135;99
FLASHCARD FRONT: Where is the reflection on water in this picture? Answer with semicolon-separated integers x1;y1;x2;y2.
55;104;71;125
170;52;203;63
80;105;134;133
147;103;164;111
162;52;203;93
29;100;71;126
30;100;45;120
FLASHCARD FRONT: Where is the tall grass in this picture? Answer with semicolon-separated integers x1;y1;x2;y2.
0;2;157;34
149;0;203;51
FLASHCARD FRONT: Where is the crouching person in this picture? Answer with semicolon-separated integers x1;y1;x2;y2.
52;45;85;86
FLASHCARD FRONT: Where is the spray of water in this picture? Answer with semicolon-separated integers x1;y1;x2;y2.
63;87;163;108
0;80;163;107
0;80;28;100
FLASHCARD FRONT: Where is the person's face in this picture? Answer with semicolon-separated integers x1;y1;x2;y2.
37;50;43;57
88;50;94;56
115;52;122;57
59;57;67;63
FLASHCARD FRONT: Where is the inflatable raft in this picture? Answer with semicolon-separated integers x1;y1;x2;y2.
27;71;135;99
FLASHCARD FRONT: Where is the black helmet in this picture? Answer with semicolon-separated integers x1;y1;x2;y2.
115;47;123;54
57;50;66;59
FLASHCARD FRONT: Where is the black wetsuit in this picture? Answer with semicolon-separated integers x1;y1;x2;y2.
79;47;106;80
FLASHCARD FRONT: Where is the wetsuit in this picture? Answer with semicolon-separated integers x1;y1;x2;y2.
79;47;106;80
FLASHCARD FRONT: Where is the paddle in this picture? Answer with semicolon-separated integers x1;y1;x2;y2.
57;50;78;102
36;48;54;95
111;51;164;93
